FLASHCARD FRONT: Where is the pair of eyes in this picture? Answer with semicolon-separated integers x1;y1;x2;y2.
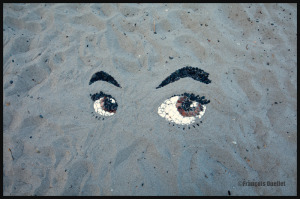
91;92;209;125
89;67;211;125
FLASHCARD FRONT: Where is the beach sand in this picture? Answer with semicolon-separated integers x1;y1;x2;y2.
3;3;297;196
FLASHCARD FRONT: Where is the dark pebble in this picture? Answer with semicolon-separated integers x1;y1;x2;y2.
169;56;173;59
228;190;231;195
32;79;35;81
12;60;14;62
39;115;43;118
154;32;157;34
274;102;278;104
267;62;269;65
87;45;88;47
10;80;13;84
30;136;32;138
141;183;144;186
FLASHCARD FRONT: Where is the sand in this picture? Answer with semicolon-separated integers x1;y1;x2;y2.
3;3;297;196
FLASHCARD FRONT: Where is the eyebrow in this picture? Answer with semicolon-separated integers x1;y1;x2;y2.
89;71;121;88
156;66;211;89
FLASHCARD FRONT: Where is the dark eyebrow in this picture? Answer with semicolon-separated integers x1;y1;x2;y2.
156;66;211;89
89;71;121;88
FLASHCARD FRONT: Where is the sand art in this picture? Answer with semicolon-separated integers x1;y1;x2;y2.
3;3;296;196
90;91;118;117
89;71;121;88
158;93;209;125
156;66;211;89
157;67;211;126
89;71;120;118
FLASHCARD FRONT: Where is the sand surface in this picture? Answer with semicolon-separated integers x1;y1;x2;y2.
3;3;297;196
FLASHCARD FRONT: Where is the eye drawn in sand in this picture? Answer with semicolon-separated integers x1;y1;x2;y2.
91;92;118;117
89;71;121;120
158;93;209;125
156;66;211;127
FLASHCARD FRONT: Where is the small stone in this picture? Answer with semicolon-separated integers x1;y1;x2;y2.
39;115;43;118
169;56;173;59
10;80;13;84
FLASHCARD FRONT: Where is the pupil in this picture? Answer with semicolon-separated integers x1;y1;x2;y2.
103;97;118;112
181;99;195;112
